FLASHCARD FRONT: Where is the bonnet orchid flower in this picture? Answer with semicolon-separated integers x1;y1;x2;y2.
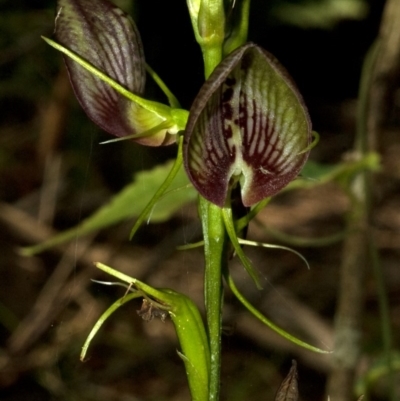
40;2;333;400
53;0;187;146
184;42;312;207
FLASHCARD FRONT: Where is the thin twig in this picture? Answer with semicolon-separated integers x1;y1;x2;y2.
327;0;400;399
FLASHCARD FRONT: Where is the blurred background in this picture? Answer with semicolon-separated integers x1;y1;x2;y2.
1;0;400;400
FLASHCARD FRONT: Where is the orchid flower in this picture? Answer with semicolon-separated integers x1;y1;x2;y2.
53;0;187;146
184;42;312;207
42;2;329;400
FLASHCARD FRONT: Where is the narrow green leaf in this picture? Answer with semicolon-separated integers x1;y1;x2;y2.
145;63;181;109
81;291;142;361
130;136;184;240
222;206;262;289
223;0;251;55
225;271;331;354
21;161;196;256
238;238;310;270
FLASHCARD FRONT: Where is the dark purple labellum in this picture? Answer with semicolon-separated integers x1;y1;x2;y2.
275;360;299;401
184;43;311;207
55;0;174;146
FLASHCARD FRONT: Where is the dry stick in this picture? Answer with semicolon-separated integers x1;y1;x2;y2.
327;1;400;400
326;22;375;401
37;68;71;225
8;280;103;374
37;68;71;165
0;201;193;355
367;0;400;153
326;189;369;401
0;202;113;354
364;1;400;400
37;154;62;226
8;234;97;354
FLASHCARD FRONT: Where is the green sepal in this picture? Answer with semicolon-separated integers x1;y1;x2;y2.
238;238;310;270
93;262;210;401
81;290;143;361
221;206;262;289
223;0;251;55
129;135;184;240
225;269;331;354
145;63;181;109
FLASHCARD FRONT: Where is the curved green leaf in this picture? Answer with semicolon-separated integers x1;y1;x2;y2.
225;270;331;354
21;161;196;256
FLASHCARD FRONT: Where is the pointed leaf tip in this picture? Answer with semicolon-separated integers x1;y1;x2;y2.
184;43;311;206
275;360;299;401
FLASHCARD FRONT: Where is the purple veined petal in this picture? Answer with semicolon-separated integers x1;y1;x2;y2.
184;43;311;206
274;360;299;401
55;0;173;146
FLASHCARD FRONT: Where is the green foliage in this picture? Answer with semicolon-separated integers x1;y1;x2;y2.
271;0;369;29
21;160;196;256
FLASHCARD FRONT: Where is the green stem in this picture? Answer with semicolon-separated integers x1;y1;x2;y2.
196;3;227;400
202;45;224;78
199;197;228;401
223;0;251;55
194;3;250;400
358;40;395;400
197;0;225;77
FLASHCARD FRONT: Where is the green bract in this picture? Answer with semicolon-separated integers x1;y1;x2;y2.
89;263;210;401
184;42;312;207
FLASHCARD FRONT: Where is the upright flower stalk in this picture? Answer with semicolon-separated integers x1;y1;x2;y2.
187;0;226;77
186;5;311;399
